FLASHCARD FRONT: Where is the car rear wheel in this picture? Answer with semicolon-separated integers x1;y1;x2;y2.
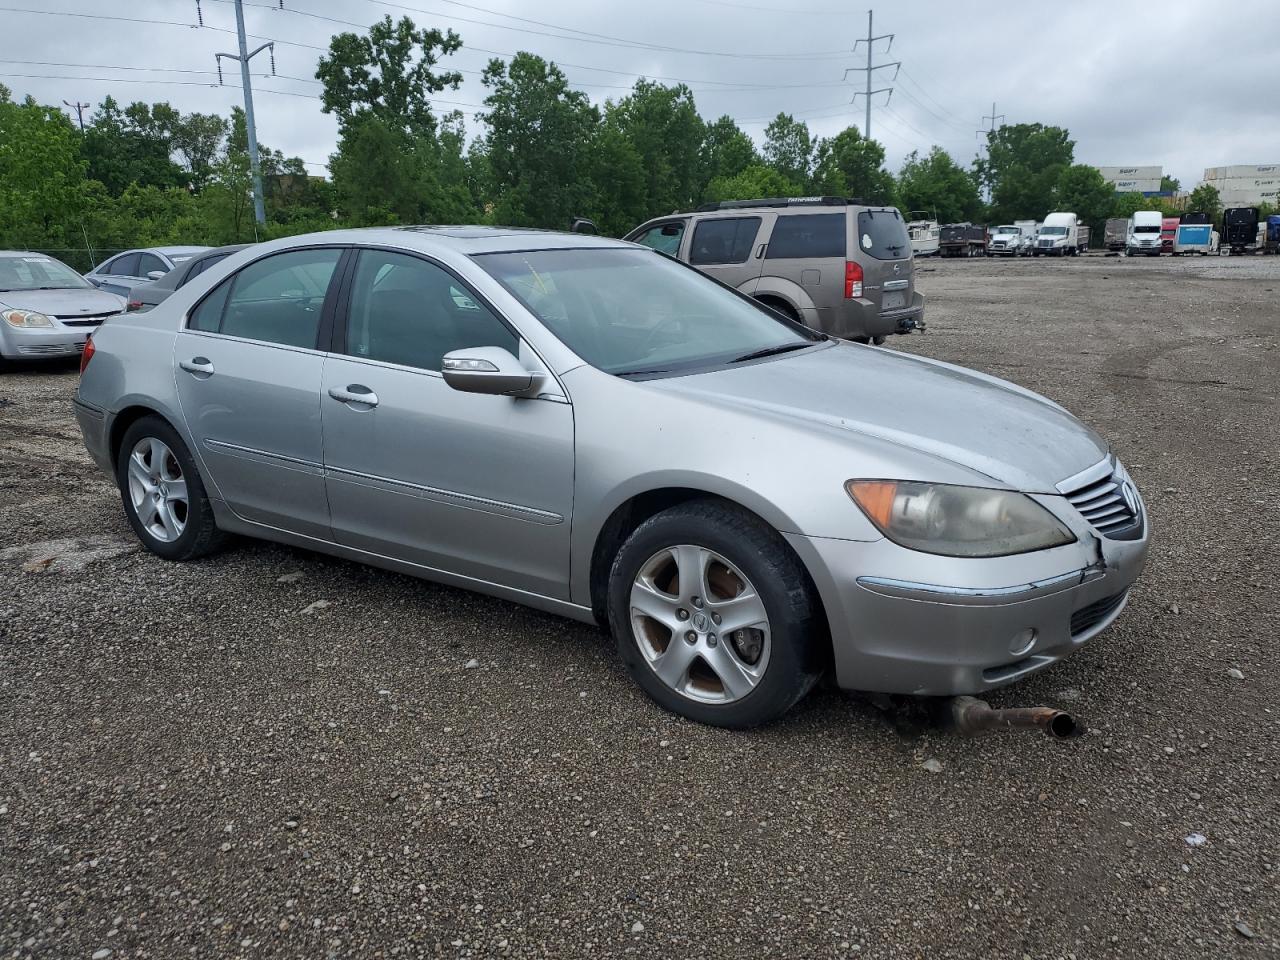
607;499;822;728
116;416;226;561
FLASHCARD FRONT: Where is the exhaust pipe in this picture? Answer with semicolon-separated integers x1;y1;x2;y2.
947;696;1081;740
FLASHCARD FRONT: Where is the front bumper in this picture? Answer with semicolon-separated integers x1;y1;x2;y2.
785;493;1151;695
0;324;91;359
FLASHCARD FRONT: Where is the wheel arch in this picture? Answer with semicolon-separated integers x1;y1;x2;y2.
586;487;831;663
108;402;176;468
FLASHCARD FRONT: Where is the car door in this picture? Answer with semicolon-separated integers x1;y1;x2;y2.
853;208;914;313
685;215;773;289
758;211;847;323
320;247;575;600
173;246;346;539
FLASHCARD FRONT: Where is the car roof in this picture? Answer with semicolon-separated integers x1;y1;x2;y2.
0;251;72;260
151;246;213;256
244;226;635;257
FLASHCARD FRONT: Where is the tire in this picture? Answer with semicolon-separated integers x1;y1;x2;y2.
116;415;226;561
756;297;800;324
607;499;822;728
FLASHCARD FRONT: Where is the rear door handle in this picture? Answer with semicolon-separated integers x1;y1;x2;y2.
179;357;214;376
328;384;378;408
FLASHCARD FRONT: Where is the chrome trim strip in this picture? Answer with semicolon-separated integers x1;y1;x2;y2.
856;567;1101;606
203;438;323;471
883;279;909;291
1057;455;1115;495
325;464;563;525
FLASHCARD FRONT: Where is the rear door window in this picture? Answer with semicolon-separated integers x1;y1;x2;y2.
765;213;846;259
855;211;911;261
107;252;140;277
689;217;760;265
217;248;342;348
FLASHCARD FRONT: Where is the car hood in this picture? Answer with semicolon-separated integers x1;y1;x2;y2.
649;343;1107;493
0;287;126;316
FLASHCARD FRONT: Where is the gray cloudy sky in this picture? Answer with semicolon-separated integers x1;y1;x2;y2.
7;0;1280;188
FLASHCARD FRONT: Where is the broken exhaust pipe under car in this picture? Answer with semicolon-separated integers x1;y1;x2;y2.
947;696;1081;740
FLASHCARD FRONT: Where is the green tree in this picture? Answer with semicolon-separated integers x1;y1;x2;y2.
0;91;90;250
170;111;229;191
80;96;185;195
585;124;647;236
1053;164;1117;237
810;127;895;203
976;122;1074;221
480;53;599;228
700;115;757;193
705;164;802;203
1160;175;1181;193
1185;182;1221;221
316;15;462;138
896;147;981;223
606;80;705;217
762;113;813;186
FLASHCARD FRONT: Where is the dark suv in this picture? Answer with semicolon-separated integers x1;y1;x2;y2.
625;197;925;342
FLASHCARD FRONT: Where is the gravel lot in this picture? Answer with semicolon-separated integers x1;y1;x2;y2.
2;254;1278;959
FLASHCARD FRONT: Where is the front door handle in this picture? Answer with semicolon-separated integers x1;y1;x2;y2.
179;357;214;377
328;384;378;408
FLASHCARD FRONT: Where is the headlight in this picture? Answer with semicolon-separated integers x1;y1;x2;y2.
846;480;1076;558
2;308;54;328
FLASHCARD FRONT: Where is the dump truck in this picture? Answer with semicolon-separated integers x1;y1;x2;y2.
939;223;987;257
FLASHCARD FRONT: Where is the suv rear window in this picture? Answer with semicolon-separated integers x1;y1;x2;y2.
689;217;760;265
764;213;846;259
856;211;910;261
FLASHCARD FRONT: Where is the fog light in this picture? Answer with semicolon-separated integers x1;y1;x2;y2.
1009;628;1037;656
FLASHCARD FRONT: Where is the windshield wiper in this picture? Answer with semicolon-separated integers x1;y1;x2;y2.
731;342;812;364
613;367;671;377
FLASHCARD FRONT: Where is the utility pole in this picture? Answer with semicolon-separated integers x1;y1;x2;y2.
844;10;899;139
63;99;89;132
214;0;275;225
976;101;1005;142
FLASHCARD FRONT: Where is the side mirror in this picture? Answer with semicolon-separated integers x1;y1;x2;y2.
441;346;544;397
146;270;166;280
570;217;598;235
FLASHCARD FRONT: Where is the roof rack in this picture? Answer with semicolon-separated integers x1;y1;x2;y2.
692;196;866;212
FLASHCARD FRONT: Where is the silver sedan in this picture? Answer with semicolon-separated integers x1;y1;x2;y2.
0;252;126;365
74;227;1150;728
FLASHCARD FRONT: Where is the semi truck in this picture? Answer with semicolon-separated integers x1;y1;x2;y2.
1126;210;1163;255
1160;217;1180;254
1265;215;1280;255
939;223;987;257
1033;212;1080;256
1173;223;1217;255
1223;207;1260;255
988;224;1032;256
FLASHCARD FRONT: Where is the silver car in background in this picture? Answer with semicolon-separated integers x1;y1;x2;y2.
74;227;1150;728
84;246;212;298
124;244;251;313
0;252;126;366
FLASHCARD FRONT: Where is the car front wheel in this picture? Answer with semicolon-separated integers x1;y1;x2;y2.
116;415;226;561
607;499;822;728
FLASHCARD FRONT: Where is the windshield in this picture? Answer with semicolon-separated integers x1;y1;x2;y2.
995;226;1019;234
474;247;816;377
1040;226;1068;236
1134;225;1160;233
0;256;92;292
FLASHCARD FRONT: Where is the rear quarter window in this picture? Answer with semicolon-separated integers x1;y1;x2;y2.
856;211;911;261
764;213;846;259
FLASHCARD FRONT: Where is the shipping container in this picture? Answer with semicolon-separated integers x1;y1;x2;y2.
1218;189;1280;205
1098;165;1162;180
1111;178;1163;193
1204;164;1280;180
1204;177;1280;191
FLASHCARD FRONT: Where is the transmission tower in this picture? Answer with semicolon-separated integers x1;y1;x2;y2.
844;10;900;139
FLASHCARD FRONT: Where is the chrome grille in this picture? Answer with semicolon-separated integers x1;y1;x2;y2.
1058;457;1141;537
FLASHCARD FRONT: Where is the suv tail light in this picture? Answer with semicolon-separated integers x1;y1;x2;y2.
844;261;864;299
79;335;95;374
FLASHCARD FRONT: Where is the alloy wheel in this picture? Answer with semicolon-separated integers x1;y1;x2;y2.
629;544;771;704
127;437;189;543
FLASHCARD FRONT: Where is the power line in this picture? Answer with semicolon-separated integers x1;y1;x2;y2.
844;10;899;139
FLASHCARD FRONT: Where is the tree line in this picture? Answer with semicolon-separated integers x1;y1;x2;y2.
0;14;1267;271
